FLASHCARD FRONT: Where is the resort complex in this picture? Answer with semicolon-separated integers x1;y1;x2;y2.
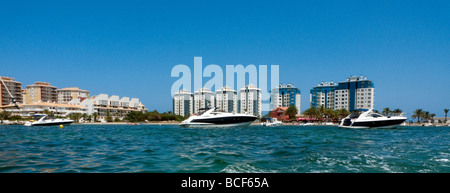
0;76;147;122
172;75;375;119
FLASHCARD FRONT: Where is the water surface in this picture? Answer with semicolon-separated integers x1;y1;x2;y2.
0;125;448;173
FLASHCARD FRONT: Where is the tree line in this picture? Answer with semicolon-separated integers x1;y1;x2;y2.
412;108;449;123
300;106;350;122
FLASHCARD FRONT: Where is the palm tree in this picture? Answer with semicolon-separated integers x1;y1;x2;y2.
430;113;436;123
302;107;317;119
412;109;423;123
92;112;99;122
0;110;12;123
382;107;391;116
444;109;449;123
324;108;335;122
318;105;326;120
43;109;51;115
82;113;88;122
337;108;350;120
392;109;403;116
423;111;430;123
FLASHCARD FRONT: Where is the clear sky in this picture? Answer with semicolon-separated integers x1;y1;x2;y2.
1;0;449;118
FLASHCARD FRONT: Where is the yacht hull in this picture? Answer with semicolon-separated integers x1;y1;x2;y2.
25;120;74;127
180;121;254;128
180;108;258;128
339;118;406;129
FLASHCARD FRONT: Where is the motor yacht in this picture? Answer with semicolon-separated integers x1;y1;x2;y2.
339;109;407;129
180;108;258;128
24;114;74;126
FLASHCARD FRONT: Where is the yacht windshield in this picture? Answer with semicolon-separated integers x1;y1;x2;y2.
33;115;46;121
368;113;383;118
349;111;363;119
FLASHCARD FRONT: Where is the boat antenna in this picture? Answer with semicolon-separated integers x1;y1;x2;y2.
0;77;20;109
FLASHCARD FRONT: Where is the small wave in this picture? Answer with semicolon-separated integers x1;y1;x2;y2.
221;163;276;173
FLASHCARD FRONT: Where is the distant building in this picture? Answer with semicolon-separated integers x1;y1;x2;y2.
0;76;23;106
270;83;301;115
173;89;194;117
238;84;262;117
70;93;147;122
0;102;86;117
270;107;289;121
310;75;375;112
310;81;337;109
215;86;237;113
24;82;57;104
194;88;215;114
335;75;374;111
57;87;90;104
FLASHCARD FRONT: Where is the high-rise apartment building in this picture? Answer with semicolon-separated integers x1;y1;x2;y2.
24;82;57;104
270;83;301;115
215;86;237;113
194;88;215;114
173;89;194;117
0;76;23;106
238;84;262;117
335;76;374;111
310;75;375;112
310;82;337;109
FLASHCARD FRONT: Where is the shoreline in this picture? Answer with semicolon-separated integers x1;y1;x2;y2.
1;121;448;127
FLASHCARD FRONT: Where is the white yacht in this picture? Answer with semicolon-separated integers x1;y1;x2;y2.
339;109;407;129
261;117;282;127
180;108;258;128
24;114;74;127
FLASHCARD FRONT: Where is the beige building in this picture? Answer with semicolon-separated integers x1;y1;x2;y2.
57;87;90;104
0;102;86;117
0;76;23;106
24;82;58;104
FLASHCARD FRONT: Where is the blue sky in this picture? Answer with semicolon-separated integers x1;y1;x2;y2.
1;0;449;118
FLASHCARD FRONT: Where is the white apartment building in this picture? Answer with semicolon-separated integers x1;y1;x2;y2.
70;94;146;122
57;87;90;104
238;84;262;117
334;76;375;111
215;86;237;113
120;97;130;108
270;83;301;115
109;95;120;107
310;82;337;110
173;89;194;117
194;88;215;114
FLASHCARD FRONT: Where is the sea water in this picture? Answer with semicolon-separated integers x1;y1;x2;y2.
0;125;448;173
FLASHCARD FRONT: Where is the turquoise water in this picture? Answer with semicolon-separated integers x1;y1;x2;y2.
0;125;449;173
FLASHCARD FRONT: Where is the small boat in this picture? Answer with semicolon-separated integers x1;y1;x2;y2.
24;114;74;126
261;118;282;127
339;109;407;129
324;122;335;126
180;108;258;128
